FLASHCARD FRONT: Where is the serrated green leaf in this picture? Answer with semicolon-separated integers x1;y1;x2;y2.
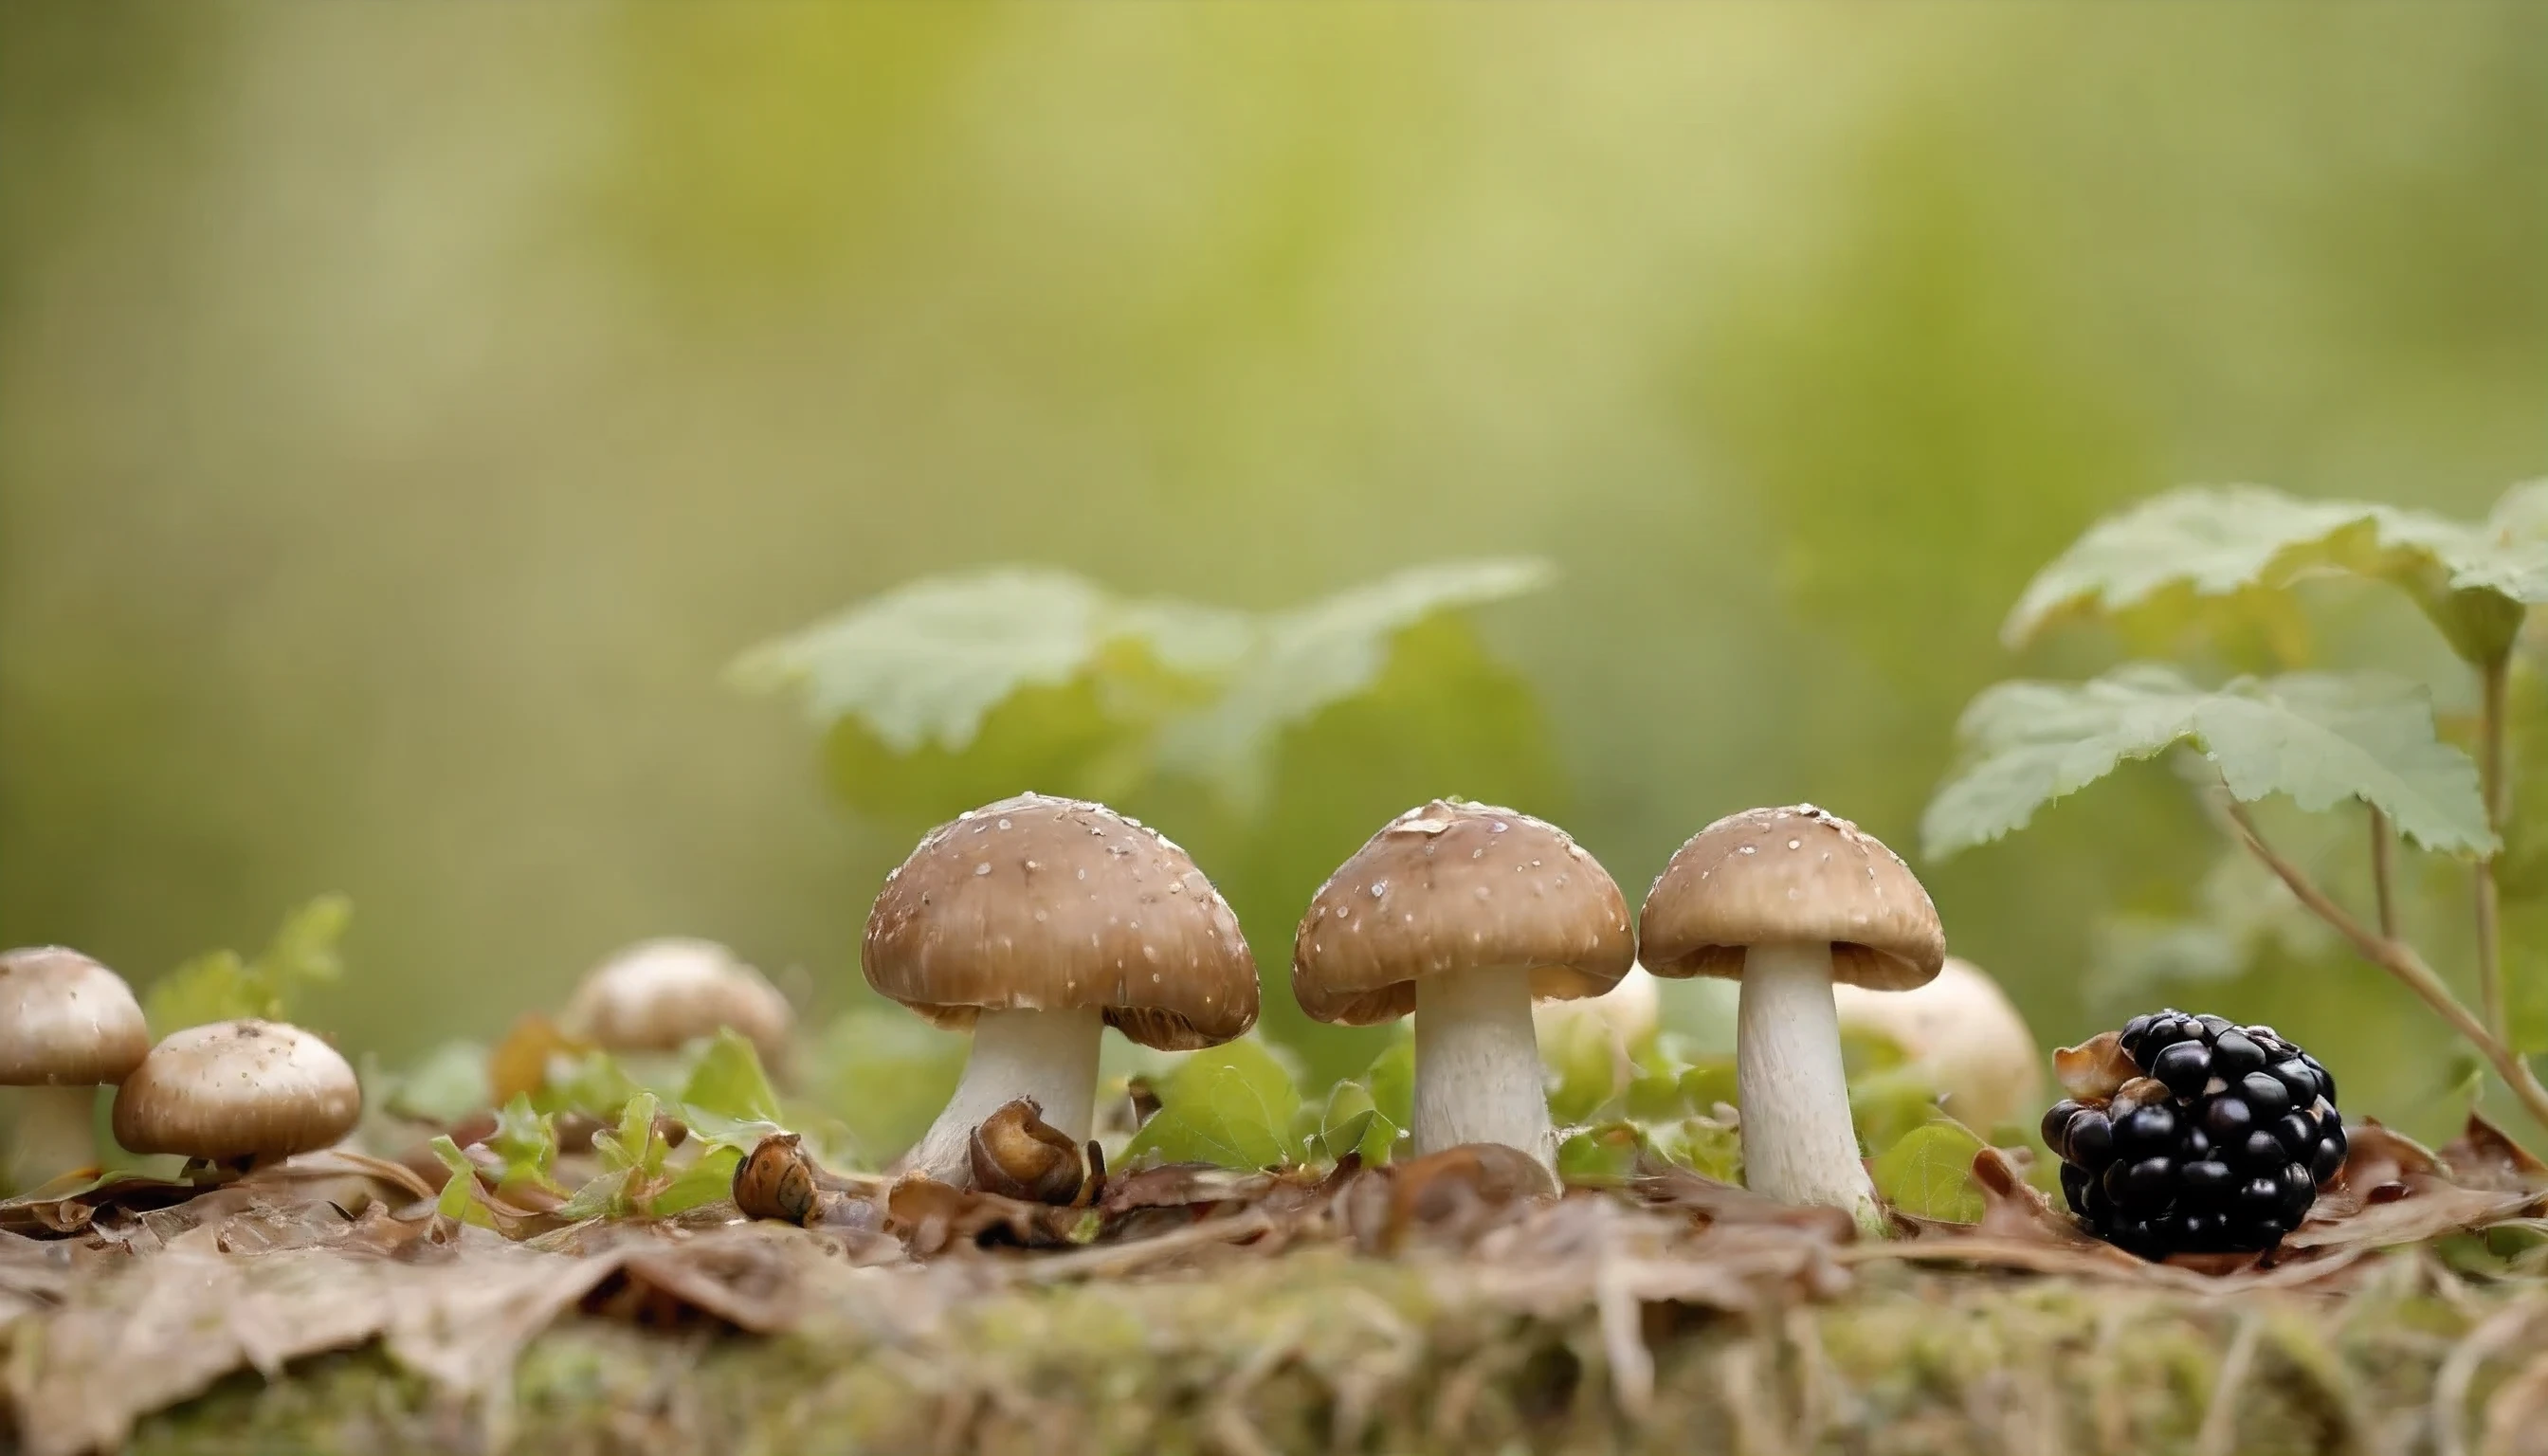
1119;1039;1301;1171
2006;484;2548;664
1154;559;1554;812
1870;1119;1988;1223
1924;664;2493;859
728;568;1247;755
678;1029;784;1126
143;895;355;1033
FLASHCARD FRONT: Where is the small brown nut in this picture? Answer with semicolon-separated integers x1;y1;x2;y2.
733;1132;818;1224
968;1099;1084;1205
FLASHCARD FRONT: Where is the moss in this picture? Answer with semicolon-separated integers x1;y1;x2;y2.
118;1249;2534;1456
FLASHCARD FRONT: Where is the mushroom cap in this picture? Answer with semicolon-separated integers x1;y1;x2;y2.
1834;956;2041;1129
1639;804;1943;990
111;1019;362;1161
863;793;1259;1051
0;947;151;1086
1291;799;1635;1027
562;937;794;1063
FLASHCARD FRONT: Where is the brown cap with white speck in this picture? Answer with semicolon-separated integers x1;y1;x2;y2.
1290;799;1635;1027
1639;804;1944;991
863;793;1260;1050
0;947;151;1086
111;1019;362;1161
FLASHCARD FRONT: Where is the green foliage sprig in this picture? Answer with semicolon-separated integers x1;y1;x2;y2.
145;894;352;1033
1927;479;2548;1135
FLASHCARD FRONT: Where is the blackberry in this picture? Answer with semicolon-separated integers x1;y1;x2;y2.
2048;1009;2345;1258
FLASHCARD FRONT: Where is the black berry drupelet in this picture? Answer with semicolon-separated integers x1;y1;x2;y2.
2043;1010;2344;1257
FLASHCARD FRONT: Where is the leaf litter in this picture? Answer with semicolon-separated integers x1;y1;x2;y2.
7;1101;2548;1455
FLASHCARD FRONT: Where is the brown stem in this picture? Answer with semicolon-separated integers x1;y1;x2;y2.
2370;807;2399;940
2479;653;2513;1045
2223;797;2548;1135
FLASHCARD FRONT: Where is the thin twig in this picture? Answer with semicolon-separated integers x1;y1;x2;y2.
2370;807;2399;941
2224;798;2548;1134
2478;652;2513;1046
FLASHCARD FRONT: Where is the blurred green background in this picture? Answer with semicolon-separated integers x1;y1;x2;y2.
4;5;2544;1144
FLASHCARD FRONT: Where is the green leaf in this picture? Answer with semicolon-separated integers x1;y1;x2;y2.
555;1167;634;1223
1154;559;1555;811
1674;1060;1740;1118
1319;1081;1399;1166
144;895;354;1033
593;1093;664;1178
677;1029;784;1126
485;1095;562;1193
1645;1117;1742;1183
1870;1119;1988;1223
1849;1066;1947;1156
529;1050;645;1121
1119;1039;1301;1171
1923;664;2494;859
728;567;1249;755
386;1042;492;1125
1555;1122;1644;1187
426;1137;496;1228
1363;1040;1415;1131
2005;484;2548;664
802;1010;971;1169
647;1148;744;1216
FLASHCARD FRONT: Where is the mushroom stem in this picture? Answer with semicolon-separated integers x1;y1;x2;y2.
5;1085;100;1191
902;1008;1102;1186
1412;965;1553;1165
1736;941;1883;1234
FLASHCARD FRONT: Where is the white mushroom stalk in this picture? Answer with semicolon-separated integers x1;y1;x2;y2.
1413;966;1551;1160
1736;942;1880;1229
899;1007;1103;1183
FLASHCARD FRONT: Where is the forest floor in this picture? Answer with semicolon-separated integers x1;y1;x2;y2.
7;1125;2548;1456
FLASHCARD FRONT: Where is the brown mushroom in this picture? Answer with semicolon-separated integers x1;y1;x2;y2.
0;947;151;1186
111;1019;362;1169
864;792;1258;1184
1640;805;1943;1231
1291;800;1634;1168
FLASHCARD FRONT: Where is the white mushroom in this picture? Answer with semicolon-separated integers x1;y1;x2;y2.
864;793;1260;1186
1640;805;1945;1235
1834;956;2042;1133
1291;800;1636;1172
562;937;796;1070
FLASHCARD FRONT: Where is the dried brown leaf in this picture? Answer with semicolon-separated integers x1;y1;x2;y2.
2439;1111;2548;1192
1630;1159;1857;1238
884;1176;1083;1255
2053;1031;2135;1101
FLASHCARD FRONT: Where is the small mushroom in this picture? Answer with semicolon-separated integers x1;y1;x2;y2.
1292;800;1635;1171
0;947;152;1187
111;1019;362;1170
561;937;794;1070
1640;805;1943;1233
1834;956;2041;1133
865;793;1259;1186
